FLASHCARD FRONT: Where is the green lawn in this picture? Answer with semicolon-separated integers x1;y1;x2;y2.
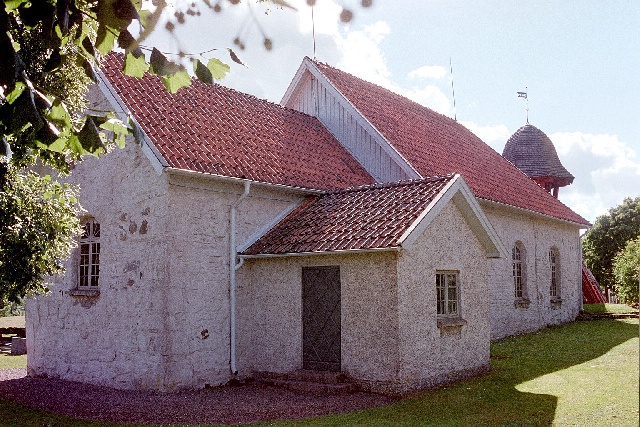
0;318;638;426
0;315;26;368
582;303;638;314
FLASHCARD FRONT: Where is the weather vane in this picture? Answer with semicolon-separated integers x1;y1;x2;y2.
517;87;529;124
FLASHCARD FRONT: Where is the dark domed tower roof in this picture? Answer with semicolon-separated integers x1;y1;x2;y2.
503;124;574;196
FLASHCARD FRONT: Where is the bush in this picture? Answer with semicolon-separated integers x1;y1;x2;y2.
613;237;640;306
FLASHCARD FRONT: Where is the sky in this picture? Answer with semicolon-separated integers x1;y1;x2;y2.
142;0;640;224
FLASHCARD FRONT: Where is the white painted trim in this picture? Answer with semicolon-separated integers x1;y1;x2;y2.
94;68;168;174
399;175;507;258
478;197;590;229
240;246;400;260
282;58;421;181
165;167;324;196
237;200;302;253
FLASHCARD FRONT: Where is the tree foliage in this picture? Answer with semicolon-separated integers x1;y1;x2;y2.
0;162;80;306
0;0;370;306
613;237;640;306
582;197;640;292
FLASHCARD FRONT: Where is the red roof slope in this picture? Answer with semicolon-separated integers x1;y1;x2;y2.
100;54;374;190
243;175;454;255
313;61;589;226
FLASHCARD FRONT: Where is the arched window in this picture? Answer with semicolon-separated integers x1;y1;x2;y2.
512;242;527;299
79;219;100;288
549;247;560;298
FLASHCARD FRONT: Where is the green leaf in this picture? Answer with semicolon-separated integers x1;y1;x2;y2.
150;47;181;76
46;100;72;130
46;136;68;153
66;134;84;155
194;59;213;84
95;23;117;55
207;58;230;80
5;82;26;104
161;69;191;94
100;118;129;148
123;52;149;78
4;0;28;12
78;116;105;154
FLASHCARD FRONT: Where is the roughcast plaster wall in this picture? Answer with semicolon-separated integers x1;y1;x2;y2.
396;200;490;392
237;252;400;386
483;203;583;340
27;141;172;389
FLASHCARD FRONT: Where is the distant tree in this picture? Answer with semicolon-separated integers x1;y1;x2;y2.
582;197;640;293
613;237;640;306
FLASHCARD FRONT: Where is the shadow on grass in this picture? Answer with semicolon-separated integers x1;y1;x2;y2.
288;319;639;427
0;320;637;426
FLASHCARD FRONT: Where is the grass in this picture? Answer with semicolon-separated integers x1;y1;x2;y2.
582;303;638;314
0;315;26;369
0;318;637;426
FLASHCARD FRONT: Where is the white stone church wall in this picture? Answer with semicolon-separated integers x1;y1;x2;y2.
483;203;583;340
395;200;491;392
27;142;173;390
158;175;304;389
237;252;401;389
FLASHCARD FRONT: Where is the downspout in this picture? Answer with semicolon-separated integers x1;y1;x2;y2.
229;181;250;377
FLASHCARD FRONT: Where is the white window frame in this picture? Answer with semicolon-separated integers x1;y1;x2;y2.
79;220;100;288
512;243;527;300
436;271;460;317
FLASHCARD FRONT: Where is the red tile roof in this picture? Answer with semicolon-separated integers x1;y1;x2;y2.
242;175;454;255
313;61;589;226
99;54;374;190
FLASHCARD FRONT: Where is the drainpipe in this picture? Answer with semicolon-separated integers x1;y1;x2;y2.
229;181;250;377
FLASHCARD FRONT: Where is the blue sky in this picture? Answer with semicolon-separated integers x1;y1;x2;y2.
143;0;639;223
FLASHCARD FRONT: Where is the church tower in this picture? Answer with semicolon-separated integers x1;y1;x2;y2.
502;124;574;198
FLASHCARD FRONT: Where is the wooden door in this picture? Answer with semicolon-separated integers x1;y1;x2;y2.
302;266;341;371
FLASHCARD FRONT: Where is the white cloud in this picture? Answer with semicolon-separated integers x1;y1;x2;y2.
408;65;447;80
334;21;392;84
460;121;511;152
551;131;640;223
330;21;453;116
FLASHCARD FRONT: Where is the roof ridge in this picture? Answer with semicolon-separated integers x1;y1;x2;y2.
313;59;458;125
325;174;455;195
103;52;324;120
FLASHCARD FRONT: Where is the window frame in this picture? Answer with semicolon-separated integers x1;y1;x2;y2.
512;242;530;307
78;219;100;289
436;271;460;318
549;247;561;300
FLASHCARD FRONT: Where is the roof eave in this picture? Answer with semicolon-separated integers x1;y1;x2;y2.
398;174;508;259
240;246;400;259
165;167;325;196
478;197;591;228
94;68;168;175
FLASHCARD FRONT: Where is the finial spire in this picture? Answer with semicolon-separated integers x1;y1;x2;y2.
450;57;457;121
311;6;317;59
517;87;529;123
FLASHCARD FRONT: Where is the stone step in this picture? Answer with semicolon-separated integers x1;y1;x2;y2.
255;369;350;384
253;370;358;395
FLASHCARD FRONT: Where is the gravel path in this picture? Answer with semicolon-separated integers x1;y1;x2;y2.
0;369;397;425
